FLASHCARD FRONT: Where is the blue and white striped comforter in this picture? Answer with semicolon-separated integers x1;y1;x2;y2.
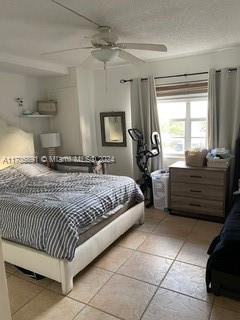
0;165;143;261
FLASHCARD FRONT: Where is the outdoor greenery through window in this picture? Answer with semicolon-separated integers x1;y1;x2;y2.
157;97;208;157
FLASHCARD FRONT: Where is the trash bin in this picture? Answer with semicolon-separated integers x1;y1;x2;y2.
151;170;169;211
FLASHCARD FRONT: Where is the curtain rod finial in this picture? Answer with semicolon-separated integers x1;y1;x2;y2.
120;79;132;83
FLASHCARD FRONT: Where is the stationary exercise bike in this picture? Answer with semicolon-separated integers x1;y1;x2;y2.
128;128;161;207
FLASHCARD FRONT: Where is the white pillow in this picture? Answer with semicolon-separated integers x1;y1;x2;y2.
14;163;51;177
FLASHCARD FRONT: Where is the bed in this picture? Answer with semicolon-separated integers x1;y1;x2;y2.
0;119;144;294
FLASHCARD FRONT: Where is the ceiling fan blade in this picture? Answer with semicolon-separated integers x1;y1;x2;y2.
50;0;100;27
117;43;167;52
41;47;93;56
118;49;145;65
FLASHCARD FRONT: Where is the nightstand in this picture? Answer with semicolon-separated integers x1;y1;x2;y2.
169;161;229;222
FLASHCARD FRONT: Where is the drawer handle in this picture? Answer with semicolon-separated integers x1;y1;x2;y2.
190;189;202;193
189;203;201;207
190;175;202;179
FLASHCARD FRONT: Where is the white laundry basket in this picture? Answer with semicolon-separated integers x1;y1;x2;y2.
151;170;169;211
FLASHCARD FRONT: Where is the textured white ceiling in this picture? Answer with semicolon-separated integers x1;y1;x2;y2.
1;0;240;66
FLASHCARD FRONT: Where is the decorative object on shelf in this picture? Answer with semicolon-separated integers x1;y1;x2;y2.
15;97;24;107
15;96;25;116
22;110;33;116
100;112;126;147
40;133;61;167
37;100;57;115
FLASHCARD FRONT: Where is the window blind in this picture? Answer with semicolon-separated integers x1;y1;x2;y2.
156;81;208;97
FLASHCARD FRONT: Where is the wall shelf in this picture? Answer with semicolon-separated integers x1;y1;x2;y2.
19;114;55;118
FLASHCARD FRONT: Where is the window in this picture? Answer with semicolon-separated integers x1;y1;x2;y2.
157;96;208;157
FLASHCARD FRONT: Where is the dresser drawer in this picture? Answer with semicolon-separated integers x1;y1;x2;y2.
171;168;225;186
171;196;224;217
171;182;224;201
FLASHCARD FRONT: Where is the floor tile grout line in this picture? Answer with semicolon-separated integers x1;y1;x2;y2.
72;218;219;320
72;303;123;320
9;212;222;319
139;255;176;319
58;239;164;319
95;246;135;273
136;248;207;268
160;217;214;318
11;218;205;318
84;239;150;313
24;275;214;320
175;258;207;269
68;218;166;320
159;286;213;305
113;271;160;287
140;217;194;320
72;304;88;320
85;303;126;320
12;247;209;290
34;285;125;320
12;284;46;316
208;305;214;320
140;216;214;320
159;218;215;306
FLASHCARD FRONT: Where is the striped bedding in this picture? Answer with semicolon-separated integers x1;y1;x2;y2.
0;164;143;261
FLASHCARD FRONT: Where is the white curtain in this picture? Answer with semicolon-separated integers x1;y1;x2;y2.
208;67;240;152
130;76;163;178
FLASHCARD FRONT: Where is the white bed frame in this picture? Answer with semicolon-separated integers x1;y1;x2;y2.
0;118;145;294
3;202;144;294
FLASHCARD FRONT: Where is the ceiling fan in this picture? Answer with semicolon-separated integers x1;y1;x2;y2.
42;0;167;67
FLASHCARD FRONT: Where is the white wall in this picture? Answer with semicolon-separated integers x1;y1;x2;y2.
93;46;240;177
93;67;134;177
0;72;47;152
76;67;97;155
42;68;83;156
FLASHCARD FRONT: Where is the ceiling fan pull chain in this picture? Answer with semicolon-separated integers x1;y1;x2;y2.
104;62;108;92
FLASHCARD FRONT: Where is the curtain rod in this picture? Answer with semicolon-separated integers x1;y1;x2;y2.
120;68;238;83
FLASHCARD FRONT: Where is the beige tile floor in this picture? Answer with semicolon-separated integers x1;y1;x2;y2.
5;208;240;320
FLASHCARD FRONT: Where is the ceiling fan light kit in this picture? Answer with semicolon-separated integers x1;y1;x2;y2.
91;48;118;63
45;0;168;67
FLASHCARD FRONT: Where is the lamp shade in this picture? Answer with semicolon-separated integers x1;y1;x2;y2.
40;133;61;148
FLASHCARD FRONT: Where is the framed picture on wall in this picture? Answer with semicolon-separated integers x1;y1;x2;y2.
100;112;127;147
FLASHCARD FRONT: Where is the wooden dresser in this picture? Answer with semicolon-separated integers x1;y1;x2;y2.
169;161;229;221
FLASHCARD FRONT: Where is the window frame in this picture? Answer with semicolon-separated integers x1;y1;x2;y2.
157;94;208;158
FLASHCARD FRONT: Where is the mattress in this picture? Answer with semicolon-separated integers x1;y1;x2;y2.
0;164;144;261
77;203;130;246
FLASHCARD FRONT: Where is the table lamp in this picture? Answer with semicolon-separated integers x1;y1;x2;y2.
40;132;61;159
